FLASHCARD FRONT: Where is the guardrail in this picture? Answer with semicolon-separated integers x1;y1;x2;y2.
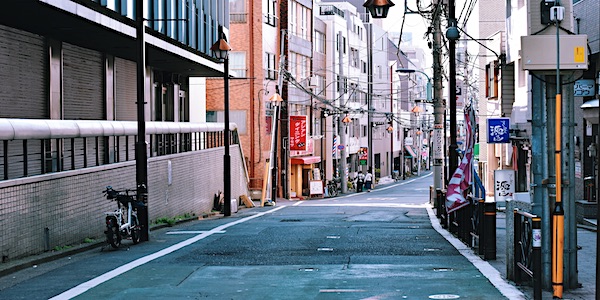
513;209;542;300
0;119;238;181
433;169;495;260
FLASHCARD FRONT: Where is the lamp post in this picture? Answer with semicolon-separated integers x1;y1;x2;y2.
211;32;232;216
135;0;149;242
267;93;283;205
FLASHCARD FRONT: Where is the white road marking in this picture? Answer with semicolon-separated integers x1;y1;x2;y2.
426;205;526;300
166;231;226;235
49;206;287;300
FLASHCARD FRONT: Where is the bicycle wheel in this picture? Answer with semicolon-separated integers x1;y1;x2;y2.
130;215;141;244
105;217;121;248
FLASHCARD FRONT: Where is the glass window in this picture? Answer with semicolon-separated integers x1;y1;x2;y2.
265;52;277;80
229;52;247;78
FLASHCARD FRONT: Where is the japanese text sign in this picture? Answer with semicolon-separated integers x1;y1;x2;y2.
289;115;307;151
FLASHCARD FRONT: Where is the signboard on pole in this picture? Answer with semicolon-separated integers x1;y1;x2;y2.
494;169;515;203
487;117;510;143
358;147;368;165
289;115;307;151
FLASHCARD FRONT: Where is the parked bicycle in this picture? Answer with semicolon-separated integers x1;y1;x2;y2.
326;177;340;197
102;186;144;248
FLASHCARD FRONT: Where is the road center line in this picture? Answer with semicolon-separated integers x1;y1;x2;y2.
49;206;287;300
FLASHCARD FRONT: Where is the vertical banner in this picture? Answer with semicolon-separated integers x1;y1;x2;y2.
289;115;307;151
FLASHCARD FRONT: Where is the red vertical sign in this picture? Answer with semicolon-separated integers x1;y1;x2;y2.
289;115;307;151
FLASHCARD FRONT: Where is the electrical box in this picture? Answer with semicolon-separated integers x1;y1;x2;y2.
521;34;588;70
540;0;554;25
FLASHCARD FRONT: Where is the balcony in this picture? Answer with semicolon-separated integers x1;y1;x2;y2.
320;5;345;18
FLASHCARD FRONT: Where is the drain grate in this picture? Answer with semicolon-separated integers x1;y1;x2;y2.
280;219;303;222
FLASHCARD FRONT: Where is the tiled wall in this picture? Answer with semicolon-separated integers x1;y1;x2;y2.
0;145;248;261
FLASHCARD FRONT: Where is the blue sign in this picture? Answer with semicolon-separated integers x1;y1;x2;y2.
487;118;510;143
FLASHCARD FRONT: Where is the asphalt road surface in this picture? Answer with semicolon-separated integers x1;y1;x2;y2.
0;173;524;299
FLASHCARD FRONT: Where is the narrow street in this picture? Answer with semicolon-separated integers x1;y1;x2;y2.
0;174;521;299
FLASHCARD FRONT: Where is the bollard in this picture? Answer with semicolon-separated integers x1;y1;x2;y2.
483;201;496;260
513;209;520;282
477;199;485;256
532;216;542;300
436;188;443;219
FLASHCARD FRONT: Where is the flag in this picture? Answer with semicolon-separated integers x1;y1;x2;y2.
446;106;475;213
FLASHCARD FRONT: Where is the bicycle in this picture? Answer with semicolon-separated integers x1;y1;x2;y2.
102;186;144;248
326;179;339;197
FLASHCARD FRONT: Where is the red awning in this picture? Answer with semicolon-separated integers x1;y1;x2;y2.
404;145;417;158
291;156;321;165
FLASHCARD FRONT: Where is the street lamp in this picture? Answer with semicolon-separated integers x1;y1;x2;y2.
396;68;432;102
363;0;395;19
210;32;232;216
267;93;283;206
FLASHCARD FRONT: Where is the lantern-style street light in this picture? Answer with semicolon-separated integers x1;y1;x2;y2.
210;31;232;216
363;0;395;19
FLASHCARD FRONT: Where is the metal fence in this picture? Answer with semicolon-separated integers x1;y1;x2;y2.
0;119;238;181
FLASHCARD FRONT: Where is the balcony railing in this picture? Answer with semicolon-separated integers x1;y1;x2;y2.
230;13;247;23
319;5;345;18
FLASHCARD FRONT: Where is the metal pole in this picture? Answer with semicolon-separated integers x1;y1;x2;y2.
223;57;231;216
367;25;373;174
533;216;542;300
135;0;149;242
552;7;564;297
447;0;458;180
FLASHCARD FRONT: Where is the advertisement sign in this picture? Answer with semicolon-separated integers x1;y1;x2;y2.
358;147;368;165
289;115;307;151
487;117;510;143
574;79;594;96
494;170;515;203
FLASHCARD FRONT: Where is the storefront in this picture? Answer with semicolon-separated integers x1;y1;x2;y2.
290;155;322;199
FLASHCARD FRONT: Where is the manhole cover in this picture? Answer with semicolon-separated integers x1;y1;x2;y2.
429;295;460;299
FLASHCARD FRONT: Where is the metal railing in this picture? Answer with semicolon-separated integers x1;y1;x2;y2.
433;169;495;260
230;13;247;23
514;209;542;300
319;5;345;18
0;119;238;181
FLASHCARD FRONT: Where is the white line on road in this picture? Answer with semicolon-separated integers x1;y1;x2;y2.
426;205;526;300
166;231;226;235
49;206;287;300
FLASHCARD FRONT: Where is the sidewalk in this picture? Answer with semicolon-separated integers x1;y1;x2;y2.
488;211;597;299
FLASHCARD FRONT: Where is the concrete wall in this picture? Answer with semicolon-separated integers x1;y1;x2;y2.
0;145;248;261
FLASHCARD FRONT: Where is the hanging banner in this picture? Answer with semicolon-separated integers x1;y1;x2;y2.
289;115;307;151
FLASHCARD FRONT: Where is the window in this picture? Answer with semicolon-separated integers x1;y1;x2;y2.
314;31;325;54
299;55;309;80
265;52;276;80
486;60;499;98
264;0;277;26
229;52;247;78
300;5;308;39
289;53;297;79
350;48;359;68
207;110;247;134
289;1;297;36
229;0;246;23
361;61;367;73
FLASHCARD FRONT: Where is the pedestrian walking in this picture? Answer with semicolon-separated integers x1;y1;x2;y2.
365;169;373;192
357;171;365;192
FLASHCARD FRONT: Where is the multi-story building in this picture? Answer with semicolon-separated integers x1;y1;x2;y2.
206;0;280;198
0;0;247;261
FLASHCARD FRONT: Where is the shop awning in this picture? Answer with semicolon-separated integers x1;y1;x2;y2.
404;145;417;158
291;156;321;165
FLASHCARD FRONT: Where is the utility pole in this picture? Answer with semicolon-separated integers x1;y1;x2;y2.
432;3;444;191
447;0;459;181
